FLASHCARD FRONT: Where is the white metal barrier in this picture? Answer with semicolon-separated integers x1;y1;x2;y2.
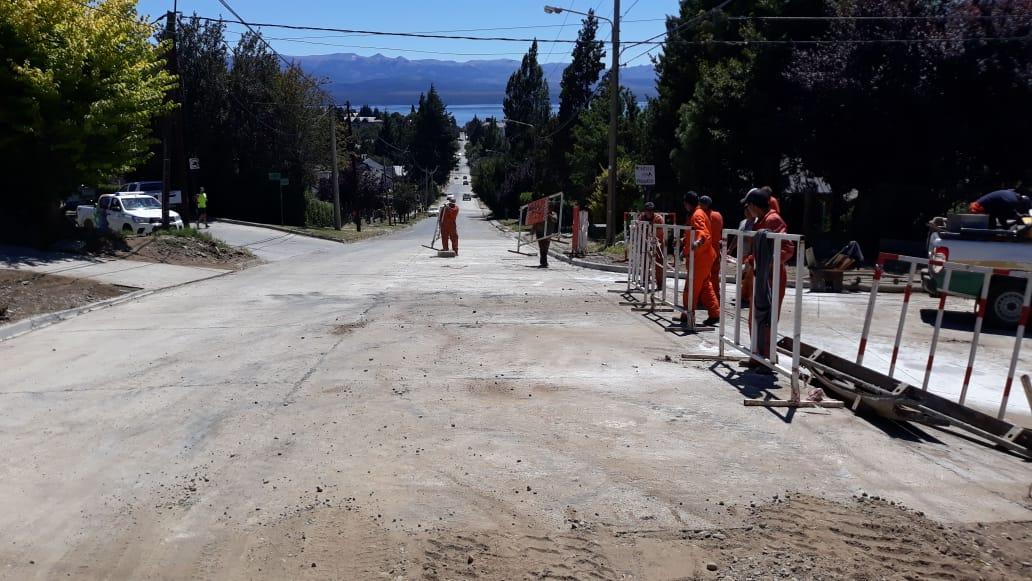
512;192;564;256
859;252;1032;420
717;228;806;399
625;221;702;327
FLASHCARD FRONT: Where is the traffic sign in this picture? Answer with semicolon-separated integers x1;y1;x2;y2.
634;165;655;186
280;177;289;186
268;172;281;181
189;157;200;170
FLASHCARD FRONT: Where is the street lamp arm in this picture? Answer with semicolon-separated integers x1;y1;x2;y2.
502;118;536;129
543;5;611;24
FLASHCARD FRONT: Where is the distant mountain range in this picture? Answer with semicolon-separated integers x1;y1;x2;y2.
289;53;657;107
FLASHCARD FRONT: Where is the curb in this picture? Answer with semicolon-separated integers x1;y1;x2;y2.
217;217;417;245
0;269;235;342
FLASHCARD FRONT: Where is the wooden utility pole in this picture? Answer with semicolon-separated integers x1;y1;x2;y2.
606;0;620;245
160;11;176;228
329;104;342;230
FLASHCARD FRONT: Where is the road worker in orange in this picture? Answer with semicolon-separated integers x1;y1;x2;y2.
440;196;459;254
681;192;720;327
741;187;794;369
640;202;666;291
699;195;724;301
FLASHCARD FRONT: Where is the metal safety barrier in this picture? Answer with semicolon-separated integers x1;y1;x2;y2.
511;192;565;256
858;252;1032;420
717;228;807;399
625;221;701;326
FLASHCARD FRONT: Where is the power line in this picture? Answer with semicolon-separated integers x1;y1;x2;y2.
543;0;576;79
619;0;734;56
221;29;529;56
214;0;295;68
189;15;666;45
621;0;640;20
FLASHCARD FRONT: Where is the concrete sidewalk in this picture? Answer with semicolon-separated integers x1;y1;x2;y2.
0;245;231;290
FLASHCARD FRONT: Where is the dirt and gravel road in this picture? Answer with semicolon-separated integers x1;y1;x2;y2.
2;154;1030;579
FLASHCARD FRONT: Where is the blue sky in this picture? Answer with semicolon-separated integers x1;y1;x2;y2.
135;0;676;65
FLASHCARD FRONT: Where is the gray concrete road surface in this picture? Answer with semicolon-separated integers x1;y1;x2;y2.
1;146;1030;578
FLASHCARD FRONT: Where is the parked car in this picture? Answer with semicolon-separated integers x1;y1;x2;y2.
121;180;182;206
462;194;471;201
77;193;184;235
427;206;440;217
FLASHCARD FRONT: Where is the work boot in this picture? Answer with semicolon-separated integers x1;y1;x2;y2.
539;262;548;268
702;316;719;327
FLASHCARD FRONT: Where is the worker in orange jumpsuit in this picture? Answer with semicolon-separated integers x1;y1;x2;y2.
741;188;794;370
700;195;724;301
737;187;777;306
681;192;720;327
640;202;666;291
439;196;459;254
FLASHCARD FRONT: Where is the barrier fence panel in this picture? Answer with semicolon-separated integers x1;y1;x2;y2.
512;192;564;255
718;228;806;398
857;252;1032;420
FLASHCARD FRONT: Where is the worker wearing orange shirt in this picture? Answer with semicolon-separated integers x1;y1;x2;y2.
681;192;720;327
640;202;666;291
741;188;794;367
699;195;724;301
440;196;459;254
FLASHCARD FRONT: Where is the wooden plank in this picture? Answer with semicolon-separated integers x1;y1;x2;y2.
744;399;845;408
781;337;1032;452
1023;375;1032;414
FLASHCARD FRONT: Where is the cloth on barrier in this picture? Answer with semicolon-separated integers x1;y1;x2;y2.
526;197;550;226
753;230;774;357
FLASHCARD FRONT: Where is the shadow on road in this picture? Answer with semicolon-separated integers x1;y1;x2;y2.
918;308;1027;337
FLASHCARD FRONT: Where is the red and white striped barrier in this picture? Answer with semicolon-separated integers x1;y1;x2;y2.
858;252;1032;419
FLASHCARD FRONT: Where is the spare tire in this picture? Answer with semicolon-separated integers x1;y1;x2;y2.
987;278;1026;327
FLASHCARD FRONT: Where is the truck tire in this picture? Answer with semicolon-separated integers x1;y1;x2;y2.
987;278;1025;328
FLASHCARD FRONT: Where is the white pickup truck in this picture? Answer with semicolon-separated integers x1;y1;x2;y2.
77;193;184;235
924;213;1032;326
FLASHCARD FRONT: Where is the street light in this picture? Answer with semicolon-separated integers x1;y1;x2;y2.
545;1;619;245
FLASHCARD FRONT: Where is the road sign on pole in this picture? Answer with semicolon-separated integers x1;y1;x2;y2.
634;165;655;186
189;157;200;170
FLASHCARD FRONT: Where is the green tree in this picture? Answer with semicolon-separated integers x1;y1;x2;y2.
502;40;551;158
409;85;458;186
567;71;640;209
0;0;175;238
550;11;606;204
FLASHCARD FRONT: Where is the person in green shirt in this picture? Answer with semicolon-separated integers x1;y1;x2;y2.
197;187;209;228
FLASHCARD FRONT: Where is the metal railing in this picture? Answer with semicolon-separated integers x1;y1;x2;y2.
859;252;1032;419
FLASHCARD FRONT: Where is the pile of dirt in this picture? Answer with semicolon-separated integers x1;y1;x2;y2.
0;269;128;324
126;232;255;269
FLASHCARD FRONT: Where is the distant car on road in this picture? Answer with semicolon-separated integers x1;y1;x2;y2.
122;180;182;206
427;206;440;217
462;194;471;201
77;193;184;235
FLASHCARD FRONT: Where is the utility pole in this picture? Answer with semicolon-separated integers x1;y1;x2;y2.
607;0;620;245
160;11;176;229
329;104;342;230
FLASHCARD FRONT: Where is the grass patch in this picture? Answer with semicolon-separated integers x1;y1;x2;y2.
293;213;427;243
586;241;626;258
156;227;234;253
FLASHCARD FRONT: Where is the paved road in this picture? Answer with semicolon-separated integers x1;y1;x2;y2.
1;146;1029;578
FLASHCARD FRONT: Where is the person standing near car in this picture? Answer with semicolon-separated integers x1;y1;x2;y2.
196;187;209;228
